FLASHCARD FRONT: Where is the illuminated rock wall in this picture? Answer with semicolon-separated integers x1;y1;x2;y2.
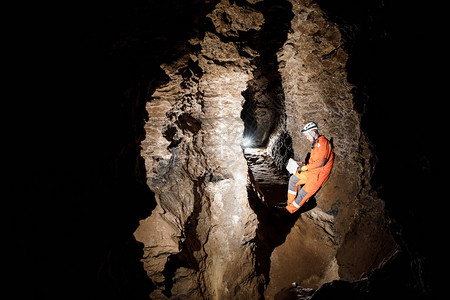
134;1;265;298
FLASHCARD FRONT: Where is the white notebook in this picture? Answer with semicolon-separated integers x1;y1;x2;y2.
286;158;299;175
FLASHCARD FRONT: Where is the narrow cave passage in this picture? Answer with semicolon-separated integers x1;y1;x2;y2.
244;146;315;284
238;0;293;210
237;0;312;286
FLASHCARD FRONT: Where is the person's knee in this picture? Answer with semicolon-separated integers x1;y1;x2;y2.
289;175;300;190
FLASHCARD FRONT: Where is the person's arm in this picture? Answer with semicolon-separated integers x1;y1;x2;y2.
302;140;330;171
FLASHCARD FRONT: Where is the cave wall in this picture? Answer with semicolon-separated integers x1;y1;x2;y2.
265;0;398;293
133;1;265;298
279;0;362;215
133;0;399;298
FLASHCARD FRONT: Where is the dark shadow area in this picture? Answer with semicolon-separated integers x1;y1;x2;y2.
17;1;219;299
240;0;294;147
316;0;440;298
310;251;423;300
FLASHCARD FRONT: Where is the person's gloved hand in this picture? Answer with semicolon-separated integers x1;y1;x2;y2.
301;165;308;172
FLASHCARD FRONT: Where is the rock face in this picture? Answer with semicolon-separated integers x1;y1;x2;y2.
265;211;339;298
134;1;265;298
264;0;398;296
133;0;398;299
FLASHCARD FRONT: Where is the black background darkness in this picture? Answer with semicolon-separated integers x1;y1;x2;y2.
11;0;442;299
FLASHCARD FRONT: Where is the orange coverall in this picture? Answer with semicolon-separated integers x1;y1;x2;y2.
286;135;334;213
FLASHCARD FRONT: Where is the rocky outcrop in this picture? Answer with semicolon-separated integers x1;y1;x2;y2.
265;210;339;298
134;1;265;298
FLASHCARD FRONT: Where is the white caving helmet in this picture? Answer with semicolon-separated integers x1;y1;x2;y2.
301;121;318;133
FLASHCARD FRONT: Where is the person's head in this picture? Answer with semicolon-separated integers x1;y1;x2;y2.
301;121;319;142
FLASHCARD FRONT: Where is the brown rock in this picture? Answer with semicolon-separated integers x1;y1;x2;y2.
265;0;398;295
134;1;265;298
133;0;398;298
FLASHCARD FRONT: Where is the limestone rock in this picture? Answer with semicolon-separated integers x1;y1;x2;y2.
207;0;264;37
134;0;265;298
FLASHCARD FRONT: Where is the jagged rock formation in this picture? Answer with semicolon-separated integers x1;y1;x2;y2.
133;0;398;299
264;1;398;297
134;1;265;298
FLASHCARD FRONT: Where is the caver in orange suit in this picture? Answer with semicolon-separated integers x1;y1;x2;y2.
286;135;334;213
